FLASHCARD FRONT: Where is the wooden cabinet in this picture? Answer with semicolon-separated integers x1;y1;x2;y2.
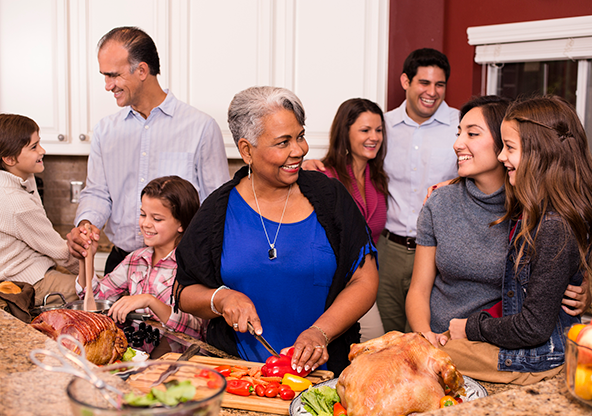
0;0;388;158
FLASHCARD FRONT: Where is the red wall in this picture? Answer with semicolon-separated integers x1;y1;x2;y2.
388;1;592;111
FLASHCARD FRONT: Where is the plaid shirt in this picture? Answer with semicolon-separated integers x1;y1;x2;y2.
77;247;206;339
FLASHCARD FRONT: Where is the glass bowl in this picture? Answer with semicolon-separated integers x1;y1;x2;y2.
67;360;226;415
564;326;592;407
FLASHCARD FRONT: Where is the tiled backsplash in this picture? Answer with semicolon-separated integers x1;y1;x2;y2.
38;155;245;244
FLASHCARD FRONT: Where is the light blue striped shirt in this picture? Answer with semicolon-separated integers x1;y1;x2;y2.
75;91;230;252
383;100;459;237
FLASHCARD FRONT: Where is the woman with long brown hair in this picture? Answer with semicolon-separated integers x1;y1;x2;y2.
321;98;388;341
322;98;388;243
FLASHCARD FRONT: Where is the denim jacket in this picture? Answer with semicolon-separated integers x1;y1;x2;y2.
498;217;582;372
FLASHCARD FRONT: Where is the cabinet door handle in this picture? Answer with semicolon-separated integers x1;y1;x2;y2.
79;134;87;141
57;134;65;141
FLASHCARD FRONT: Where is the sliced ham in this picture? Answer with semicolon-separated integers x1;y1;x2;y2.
31;309;128;365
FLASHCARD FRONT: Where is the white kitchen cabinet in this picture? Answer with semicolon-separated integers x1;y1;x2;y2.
0;0;388;158
0;0;69;147
179;0;389;159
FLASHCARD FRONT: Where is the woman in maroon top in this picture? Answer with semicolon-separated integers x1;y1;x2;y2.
322;98;388;242
322;98;389;341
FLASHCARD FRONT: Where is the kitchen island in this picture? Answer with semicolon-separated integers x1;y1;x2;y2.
0;309;589;416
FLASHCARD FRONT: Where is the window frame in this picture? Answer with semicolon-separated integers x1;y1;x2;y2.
467;15;592;124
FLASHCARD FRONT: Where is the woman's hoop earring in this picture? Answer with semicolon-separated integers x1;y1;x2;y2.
248;162;251;180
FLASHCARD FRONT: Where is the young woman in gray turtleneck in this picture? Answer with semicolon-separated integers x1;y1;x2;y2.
406;96;588;384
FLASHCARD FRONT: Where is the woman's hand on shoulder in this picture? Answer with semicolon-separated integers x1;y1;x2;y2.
301;159;325;172
420;330;449;348
286;327;330;373
562;271;591;316
422;179;453;205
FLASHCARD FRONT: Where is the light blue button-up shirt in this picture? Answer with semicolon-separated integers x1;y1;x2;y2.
383;100;459;237
76;91;230;252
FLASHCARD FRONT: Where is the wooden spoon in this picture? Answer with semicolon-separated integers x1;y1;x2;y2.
82;224;97;311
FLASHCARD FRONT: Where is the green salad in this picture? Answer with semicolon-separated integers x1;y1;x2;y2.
300;385;340;416
124;380;196;408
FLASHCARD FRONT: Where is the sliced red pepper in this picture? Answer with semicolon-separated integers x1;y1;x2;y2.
334;402;347;416
214;365;232;377
196;369;213;379
207;379;223;389
226;379;254;396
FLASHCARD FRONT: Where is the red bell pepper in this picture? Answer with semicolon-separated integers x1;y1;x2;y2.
260;348;311;378
334;402;347;416
226;379;254;396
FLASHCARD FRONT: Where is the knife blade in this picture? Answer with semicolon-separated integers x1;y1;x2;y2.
247;321;280;357
150;343;201;387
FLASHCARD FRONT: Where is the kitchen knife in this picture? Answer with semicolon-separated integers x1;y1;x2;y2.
149;343;201;387
247;321;280;357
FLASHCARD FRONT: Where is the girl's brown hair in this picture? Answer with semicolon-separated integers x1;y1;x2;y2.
322;98;389;197
500;95;592;275
141;176;200;246
0;114;39;170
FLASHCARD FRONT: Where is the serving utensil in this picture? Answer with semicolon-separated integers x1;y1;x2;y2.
247;321;280;357
30;334;124;410
149;343;201;387
81;224;97;311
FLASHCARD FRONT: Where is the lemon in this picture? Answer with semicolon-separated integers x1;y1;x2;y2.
569;324;587;342
574;364;592;400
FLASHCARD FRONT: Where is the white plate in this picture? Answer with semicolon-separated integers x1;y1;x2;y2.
290;376;487;415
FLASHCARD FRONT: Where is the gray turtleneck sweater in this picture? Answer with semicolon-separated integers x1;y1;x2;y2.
416;179;510;333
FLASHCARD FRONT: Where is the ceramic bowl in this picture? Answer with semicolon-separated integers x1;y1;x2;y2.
67;360;226;415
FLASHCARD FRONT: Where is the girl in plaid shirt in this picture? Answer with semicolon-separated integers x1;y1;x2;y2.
76;176;206;339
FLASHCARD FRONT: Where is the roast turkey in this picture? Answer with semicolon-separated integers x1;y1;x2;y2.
336;331;464;416
31;309;128;365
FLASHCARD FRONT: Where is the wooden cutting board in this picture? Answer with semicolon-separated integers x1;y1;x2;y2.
130;353;334;415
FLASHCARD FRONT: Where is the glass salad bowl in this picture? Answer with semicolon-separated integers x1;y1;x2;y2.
67;360;226;415
564;326;592;408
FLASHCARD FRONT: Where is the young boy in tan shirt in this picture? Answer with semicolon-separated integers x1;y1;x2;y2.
0;114;79;306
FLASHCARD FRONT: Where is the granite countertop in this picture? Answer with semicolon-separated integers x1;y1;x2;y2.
1;309;590;416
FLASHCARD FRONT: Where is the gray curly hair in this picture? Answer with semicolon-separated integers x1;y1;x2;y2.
227;86;306;147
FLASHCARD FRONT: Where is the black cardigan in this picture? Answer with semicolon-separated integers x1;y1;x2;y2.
174;166;376;375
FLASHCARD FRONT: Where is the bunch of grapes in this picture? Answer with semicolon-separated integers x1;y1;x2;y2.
123;322;160;348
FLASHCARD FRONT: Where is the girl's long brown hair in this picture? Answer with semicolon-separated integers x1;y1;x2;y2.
499;96;592;275
322;98;389;197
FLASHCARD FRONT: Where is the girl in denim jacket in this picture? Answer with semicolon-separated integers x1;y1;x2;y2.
445;96;592;385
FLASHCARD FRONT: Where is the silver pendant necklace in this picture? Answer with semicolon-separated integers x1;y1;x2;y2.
251;175;292;260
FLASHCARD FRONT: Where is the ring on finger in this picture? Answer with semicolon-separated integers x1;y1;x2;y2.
233;323;238;329
314;345;324;349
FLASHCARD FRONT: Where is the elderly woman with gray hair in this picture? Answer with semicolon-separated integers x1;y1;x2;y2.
173;86;378;375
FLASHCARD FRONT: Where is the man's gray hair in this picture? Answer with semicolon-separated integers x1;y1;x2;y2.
228;86;306;147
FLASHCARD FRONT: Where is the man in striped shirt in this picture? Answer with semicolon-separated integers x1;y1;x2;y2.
67;27;229;274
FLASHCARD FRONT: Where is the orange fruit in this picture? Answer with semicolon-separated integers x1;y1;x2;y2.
575;364;592;400
569;324;587;342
